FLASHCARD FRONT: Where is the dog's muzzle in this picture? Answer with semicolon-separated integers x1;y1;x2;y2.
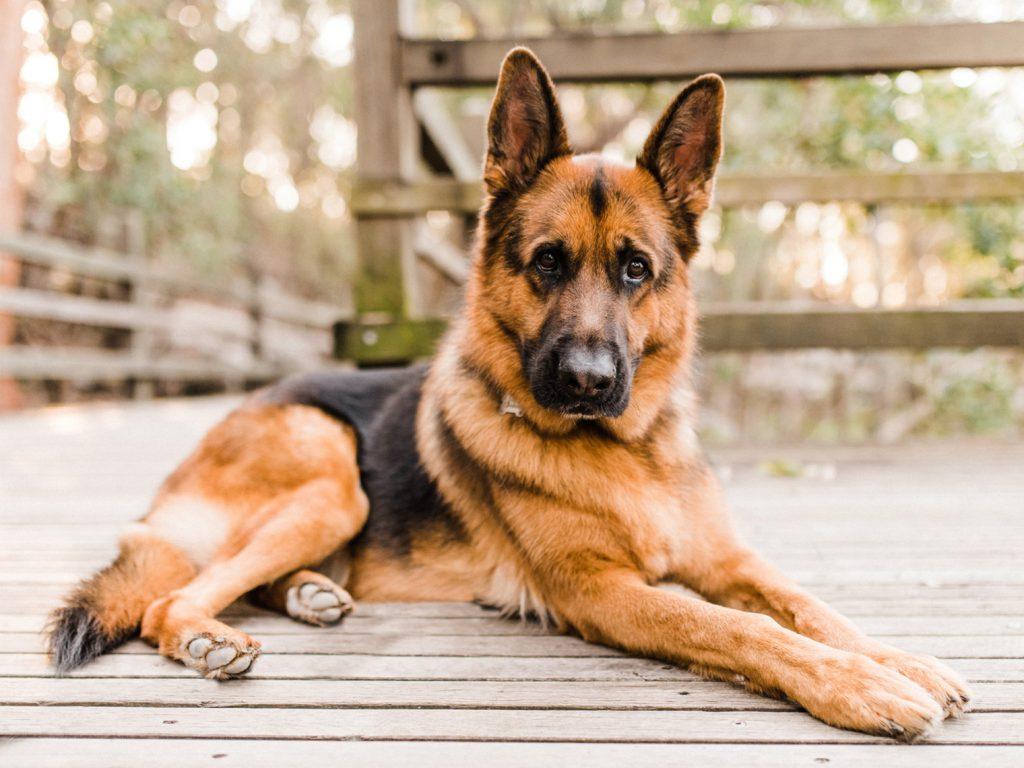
528;340;631;418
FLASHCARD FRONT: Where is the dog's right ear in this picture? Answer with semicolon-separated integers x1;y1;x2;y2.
484;48;571;194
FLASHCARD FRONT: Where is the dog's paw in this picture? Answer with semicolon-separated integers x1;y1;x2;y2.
871;648;973;718
795;652;944;742
286;581;353;626
183;631;261;680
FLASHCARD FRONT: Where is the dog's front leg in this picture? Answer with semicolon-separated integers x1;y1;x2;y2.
548;568;943;740
690;545;973;718
667;463;972;719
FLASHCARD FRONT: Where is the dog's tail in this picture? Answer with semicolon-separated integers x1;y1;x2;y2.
47;530;194;674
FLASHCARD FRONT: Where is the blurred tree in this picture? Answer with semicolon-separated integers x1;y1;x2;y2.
19;0;357;299
14;0;1024;305
2;0;27;409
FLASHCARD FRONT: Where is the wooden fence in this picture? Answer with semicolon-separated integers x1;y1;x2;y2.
341;4;1024;364
0;231;347;392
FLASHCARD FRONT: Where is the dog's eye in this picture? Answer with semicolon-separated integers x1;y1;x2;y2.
535;249;560;274
625;257;649;282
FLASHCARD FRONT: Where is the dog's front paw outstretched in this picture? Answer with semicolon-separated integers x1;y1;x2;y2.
869;647;973;718
792;651;944;742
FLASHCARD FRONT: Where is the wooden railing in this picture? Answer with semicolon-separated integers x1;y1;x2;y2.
0;232;348;391
351;171;1024;216
335;301;1024;366
341;4;1024;364
401;21;1024;85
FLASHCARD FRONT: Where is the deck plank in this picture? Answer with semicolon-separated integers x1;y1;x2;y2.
2;740;1023;768
2;705;1023;744
4;612;1023;635
1;396;1022;762
3;631;1022;658
2;677;1021;711
1;653;1022;682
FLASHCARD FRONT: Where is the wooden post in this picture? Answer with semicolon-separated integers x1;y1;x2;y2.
125;210;156;399
232;266;264;394
0;0;26;409
348;0;420;364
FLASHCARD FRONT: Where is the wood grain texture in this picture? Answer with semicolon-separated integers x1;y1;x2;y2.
2;653;1021;683
0;397;1021;763
2;677;1020;711
4;613;1022;636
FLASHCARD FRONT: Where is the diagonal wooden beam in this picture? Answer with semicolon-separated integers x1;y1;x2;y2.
413;90;480;181
412;223;470;284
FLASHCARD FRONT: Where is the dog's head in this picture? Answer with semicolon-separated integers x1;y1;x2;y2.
467;48;723;428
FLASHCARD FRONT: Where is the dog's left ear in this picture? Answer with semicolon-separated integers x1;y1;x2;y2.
484;48;571;194
638;74;724;218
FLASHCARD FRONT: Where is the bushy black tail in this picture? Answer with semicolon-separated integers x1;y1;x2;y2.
47;534;195;674
47;600;126;675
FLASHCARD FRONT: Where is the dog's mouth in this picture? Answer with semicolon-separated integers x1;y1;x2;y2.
556;398;624;419
505;392;612;420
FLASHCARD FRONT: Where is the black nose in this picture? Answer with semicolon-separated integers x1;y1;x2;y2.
557;346;616;399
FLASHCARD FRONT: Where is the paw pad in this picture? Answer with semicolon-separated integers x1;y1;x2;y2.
286;582;353;626
184;634;260;679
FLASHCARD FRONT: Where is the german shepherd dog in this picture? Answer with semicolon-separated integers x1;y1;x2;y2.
50;49;970;740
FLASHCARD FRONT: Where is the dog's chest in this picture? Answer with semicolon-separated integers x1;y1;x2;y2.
609;475;691;579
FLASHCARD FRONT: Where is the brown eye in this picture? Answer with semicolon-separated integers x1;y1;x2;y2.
625;257;649;281
535;249;559;274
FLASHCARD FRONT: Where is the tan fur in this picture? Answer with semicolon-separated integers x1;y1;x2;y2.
131;404;368;676
51;48;971;739
82;531;196;639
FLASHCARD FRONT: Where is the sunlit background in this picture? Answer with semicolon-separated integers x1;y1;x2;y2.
5;0;1024;443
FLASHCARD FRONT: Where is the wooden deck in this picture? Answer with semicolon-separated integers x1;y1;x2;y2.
1;397;1022;766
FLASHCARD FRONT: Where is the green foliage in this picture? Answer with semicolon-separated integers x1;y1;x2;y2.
927;362;1020;435
27;0;356;295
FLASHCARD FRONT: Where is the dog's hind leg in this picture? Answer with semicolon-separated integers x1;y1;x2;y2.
256;568;354;627
137;404;368;679
50;402;368;678
141;476;368;678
